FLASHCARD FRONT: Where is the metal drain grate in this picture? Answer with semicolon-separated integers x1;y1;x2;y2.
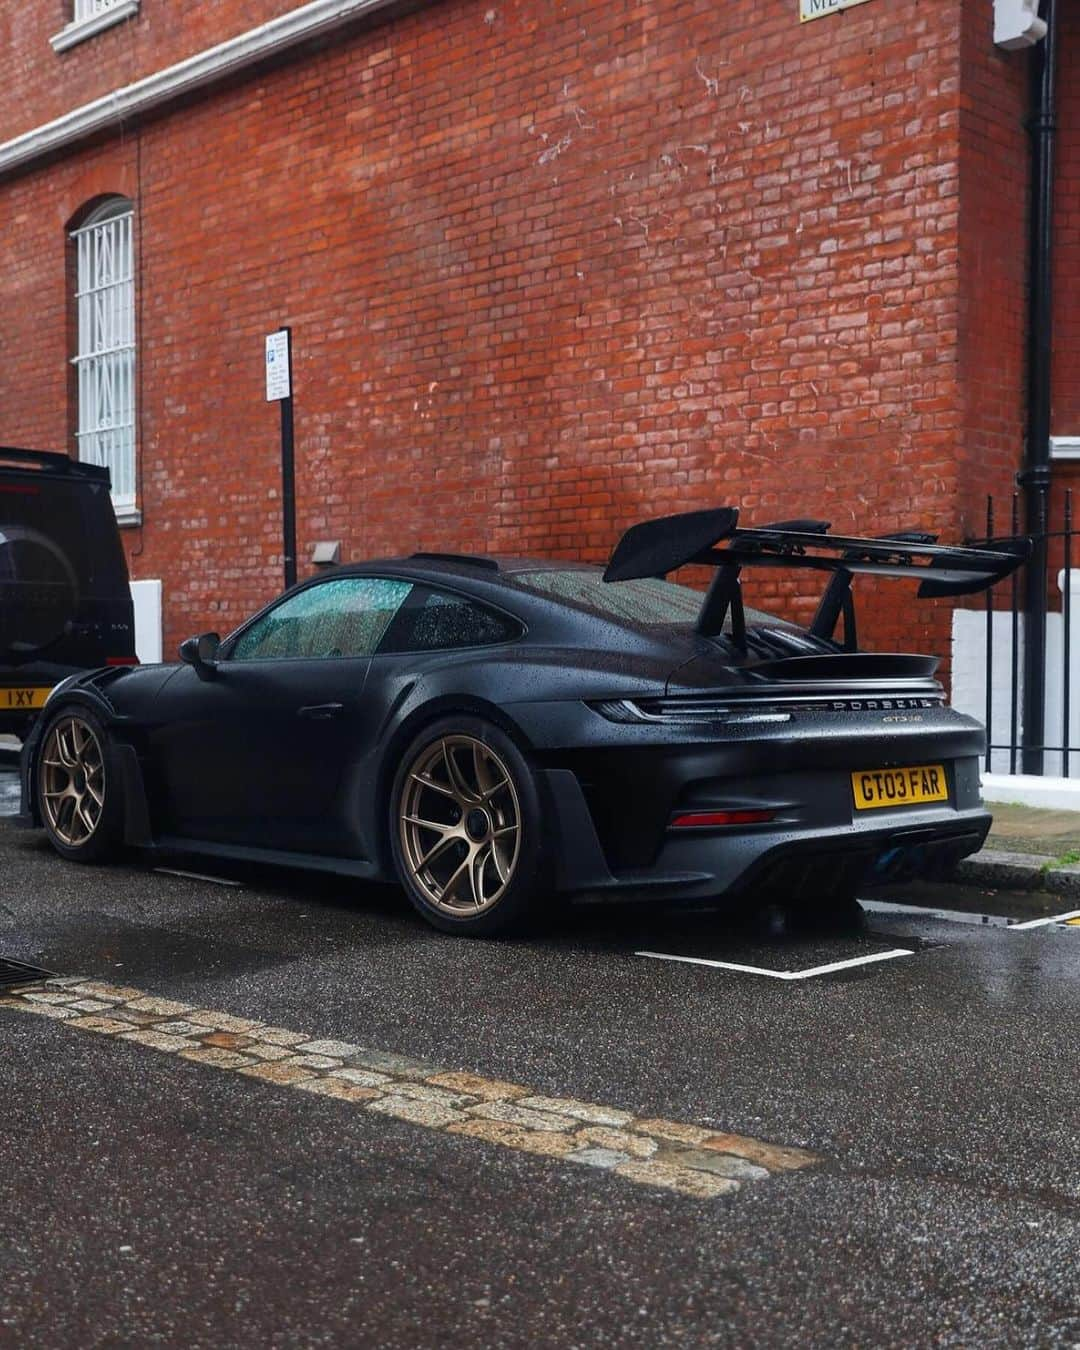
0;958;54;990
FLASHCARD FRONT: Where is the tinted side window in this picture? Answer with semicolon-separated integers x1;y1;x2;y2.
229;578;413;662
379;586;522;654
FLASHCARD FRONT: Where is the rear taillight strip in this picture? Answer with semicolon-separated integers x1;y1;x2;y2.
670;809;776;829
592;693;944;724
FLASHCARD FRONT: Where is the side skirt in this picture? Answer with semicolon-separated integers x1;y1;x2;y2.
150;836;386;881
112;748;385;881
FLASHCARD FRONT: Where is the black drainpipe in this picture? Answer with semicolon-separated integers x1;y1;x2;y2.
1020;0;1059;775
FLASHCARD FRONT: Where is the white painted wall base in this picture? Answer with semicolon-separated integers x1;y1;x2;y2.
130;579;163;664
952;569;1080;779
981;772;1080;811
952;608;1025;775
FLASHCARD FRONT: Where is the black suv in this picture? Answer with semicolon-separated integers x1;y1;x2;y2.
1;448;136;739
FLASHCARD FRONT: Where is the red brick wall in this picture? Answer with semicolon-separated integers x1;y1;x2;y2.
955;0;1029;543
0;0;313;143
0;0;1004;663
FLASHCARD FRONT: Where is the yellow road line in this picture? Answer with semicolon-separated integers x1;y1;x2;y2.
1;978;819;1199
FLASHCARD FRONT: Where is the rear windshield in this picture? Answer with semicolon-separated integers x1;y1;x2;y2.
509;568;789;631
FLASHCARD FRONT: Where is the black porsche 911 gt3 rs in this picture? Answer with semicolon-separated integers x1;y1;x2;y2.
17;507;1028;934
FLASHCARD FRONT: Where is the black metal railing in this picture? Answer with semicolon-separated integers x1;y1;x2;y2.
978;489;1075;776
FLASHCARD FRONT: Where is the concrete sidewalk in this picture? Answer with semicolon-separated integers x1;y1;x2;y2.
954;801;1080;899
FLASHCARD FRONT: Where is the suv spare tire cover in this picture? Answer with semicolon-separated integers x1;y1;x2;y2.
0;525;80;655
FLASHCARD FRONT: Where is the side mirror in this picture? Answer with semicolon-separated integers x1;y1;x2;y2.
179;631;221;678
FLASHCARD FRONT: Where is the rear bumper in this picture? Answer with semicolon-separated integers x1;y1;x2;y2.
542;753;991;904
718;814;990;902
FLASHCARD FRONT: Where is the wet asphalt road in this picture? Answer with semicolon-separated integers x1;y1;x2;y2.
1;763;1079;1348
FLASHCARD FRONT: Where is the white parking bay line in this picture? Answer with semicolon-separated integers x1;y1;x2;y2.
154;868;243;888
635;949;915;980
1007;909;1080;930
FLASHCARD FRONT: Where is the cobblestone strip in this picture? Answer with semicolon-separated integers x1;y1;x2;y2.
2;979;820;1199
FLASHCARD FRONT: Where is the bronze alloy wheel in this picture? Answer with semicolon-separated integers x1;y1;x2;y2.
398;734;522;916
39;714;106;848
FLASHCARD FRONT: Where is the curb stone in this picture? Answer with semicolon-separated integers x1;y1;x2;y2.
952;848;1080;899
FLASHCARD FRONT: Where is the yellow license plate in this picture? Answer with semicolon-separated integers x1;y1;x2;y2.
1;686;52;711
852;764;948;810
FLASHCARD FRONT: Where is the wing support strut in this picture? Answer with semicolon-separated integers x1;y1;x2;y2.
810;569;857;650
809;534;938;647
697;566;746;646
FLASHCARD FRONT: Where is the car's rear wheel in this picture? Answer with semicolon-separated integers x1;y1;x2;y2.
37;709;122;862
390;717;549;935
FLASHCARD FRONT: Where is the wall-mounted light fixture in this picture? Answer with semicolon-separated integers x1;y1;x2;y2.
311;541;341;568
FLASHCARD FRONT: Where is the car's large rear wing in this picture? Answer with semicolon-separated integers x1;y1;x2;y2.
602;507;1030;650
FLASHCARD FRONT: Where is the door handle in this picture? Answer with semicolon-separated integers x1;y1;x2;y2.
297;702;344;720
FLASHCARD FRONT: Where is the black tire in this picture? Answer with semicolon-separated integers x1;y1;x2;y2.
36;706;123;863
389;715;550;935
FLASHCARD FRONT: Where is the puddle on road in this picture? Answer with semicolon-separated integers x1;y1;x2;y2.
2;913;289;985
861;898;1015;929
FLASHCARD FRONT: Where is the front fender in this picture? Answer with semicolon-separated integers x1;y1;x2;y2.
15;687;147;838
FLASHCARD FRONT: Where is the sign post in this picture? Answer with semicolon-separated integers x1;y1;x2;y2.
265;327;296;590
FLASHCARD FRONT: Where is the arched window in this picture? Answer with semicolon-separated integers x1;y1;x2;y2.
70;197;136;520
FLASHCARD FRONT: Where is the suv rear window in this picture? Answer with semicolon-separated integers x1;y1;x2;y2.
0;453;132;668
0;482;96;655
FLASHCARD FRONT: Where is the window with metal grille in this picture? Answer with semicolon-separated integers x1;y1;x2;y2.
51;0;140;50
71;200;136;519
73;0;128;21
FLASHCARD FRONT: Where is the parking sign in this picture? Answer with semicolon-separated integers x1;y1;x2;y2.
265;329;291;401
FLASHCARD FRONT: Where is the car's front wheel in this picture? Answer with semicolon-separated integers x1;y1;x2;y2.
37;708;122;863
389;717;549;935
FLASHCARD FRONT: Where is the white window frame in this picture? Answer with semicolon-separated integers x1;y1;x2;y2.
71;200;138;523
51;0;140;54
